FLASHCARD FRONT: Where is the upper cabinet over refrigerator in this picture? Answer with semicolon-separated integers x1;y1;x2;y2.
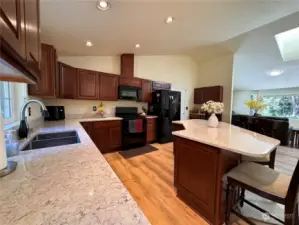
0;0;41;83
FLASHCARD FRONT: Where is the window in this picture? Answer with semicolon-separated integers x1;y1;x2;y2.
262;95;299;118
0;81;13;121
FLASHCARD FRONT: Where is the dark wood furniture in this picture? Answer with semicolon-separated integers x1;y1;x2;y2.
146;117;157;143
141;79;152;103
119;77;141;87
81;121;122;154
99;73;119;101
58;62;77;99
1;0;41;83
226;160;299;225
121;54;134;78
194;86;223;104
174;136;240;225
77;69;99;100
152;81;171;91
290;128;299;148
28;44;57;97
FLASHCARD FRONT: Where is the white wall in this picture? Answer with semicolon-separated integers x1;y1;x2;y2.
196;53;235;122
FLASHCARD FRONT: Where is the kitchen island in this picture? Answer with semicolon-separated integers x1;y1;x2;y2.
0;118;150;225
172;119;280;225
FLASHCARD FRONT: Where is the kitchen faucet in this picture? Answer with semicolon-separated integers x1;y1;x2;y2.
18;100;48;139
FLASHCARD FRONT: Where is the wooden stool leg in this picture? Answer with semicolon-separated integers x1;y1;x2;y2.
240;188;245;208
225;183;232;225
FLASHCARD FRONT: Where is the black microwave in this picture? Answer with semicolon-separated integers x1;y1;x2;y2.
119;85;142;101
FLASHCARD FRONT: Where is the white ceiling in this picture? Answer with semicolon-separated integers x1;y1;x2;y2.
232;12;299;91
40;0;299;56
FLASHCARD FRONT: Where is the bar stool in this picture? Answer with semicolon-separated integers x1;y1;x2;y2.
225;160;299;225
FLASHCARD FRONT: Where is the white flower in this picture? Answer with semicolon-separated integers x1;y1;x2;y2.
201;101;224;114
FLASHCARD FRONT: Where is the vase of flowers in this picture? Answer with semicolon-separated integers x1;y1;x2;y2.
244;98;267;116
201;101;224;128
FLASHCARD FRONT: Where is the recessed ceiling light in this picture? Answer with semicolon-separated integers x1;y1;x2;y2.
165;16;174;24
97;0;110;11
85;41;93;47
267;69;284;76
135;44;140;48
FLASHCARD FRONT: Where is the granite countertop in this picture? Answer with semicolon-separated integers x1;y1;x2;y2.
172;119;280;157
0;117;150;225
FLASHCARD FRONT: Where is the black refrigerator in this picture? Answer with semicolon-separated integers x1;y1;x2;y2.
149;90;181;144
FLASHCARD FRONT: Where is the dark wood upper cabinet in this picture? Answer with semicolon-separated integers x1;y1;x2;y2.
152;81;171;91
24;0;41;78
194;86;223;104
141;79;152;103
121;54;134;78
99;73;119;100
28;43;57;97
119;77;141;87
1;0;26;60
0;0;41;83
58;62;77;99
77;69;99;100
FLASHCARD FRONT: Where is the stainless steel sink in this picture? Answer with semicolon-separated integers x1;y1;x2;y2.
22;131;80;151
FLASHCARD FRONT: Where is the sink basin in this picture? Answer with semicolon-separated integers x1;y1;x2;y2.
22;131;80;151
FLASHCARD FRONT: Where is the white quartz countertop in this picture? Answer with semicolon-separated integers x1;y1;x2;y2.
172;119;280;157
0;118;150;225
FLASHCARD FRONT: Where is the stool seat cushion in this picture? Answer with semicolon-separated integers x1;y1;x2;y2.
227;162;291;199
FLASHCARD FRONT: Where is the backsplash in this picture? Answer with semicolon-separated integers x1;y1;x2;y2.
42;99;148;118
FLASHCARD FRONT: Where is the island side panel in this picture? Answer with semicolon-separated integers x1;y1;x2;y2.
173;136;239;225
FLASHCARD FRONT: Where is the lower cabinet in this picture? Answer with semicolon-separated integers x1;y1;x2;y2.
146;118;157;143
81;121;122;154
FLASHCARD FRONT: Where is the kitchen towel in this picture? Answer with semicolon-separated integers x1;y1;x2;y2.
128;120;137;133
0;114;8;170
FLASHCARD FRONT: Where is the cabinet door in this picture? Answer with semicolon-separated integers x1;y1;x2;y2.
24;0;41;78
0;0;26;59
109;126;122;150
93;127;109;153
81;122;94;140
28;44;56;97
119;77;141;87
99;73;118;100
141;79;152;103
58;62;77;99
121;54;134;78
77;69;99;100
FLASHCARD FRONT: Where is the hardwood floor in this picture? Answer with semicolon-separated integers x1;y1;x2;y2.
104;144;299;225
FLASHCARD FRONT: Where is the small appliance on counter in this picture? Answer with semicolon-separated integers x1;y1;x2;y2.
115;107;146;150
45;106;65;121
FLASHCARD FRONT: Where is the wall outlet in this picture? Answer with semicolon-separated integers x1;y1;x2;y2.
93;106;97;112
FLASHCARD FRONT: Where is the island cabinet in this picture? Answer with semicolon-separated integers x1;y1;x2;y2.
58;62;77;99
28;44;57;97
77;69;99;100
173;136;239;225
81;121;122;154
146;118;157;143
1;0;41;83
99;73;119;100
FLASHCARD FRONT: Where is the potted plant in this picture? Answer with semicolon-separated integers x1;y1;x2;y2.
244;98;267;116
201;101;224;128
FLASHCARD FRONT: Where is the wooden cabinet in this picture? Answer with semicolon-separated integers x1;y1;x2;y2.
28;44;57;97
99;73;119;100
141;79;152;103
152;81;171;91
80;122;94;139
92;121;122;154
24;0;41;77
121;54;134;78
77;69;99;100
1;0;26;59
146;118;157;143
119;77;141;88
194;86;223;104
1;0;41;82
58;62;77;99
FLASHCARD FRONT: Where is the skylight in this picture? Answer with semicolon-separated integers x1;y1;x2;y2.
275;27;299;62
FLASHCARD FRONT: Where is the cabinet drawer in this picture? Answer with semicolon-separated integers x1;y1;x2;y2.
147;118;157;125
94;120;121;128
